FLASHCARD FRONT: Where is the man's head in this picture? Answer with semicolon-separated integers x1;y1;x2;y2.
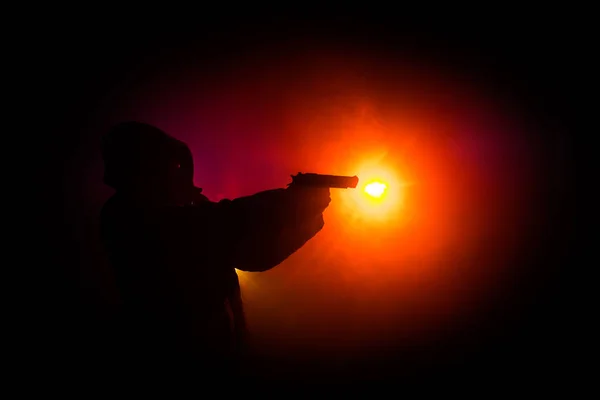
102;122;195;203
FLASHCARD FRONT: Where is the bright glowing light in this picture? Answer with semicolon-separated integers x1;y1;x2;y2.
364;182;387;198
336;163;408;221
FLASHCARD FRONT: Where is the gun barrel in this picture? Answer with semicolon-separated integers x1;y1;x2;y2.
290;173;359;189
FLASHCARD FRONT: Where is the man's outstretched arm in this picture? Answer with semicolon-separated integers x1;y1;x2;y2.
220;187;330;272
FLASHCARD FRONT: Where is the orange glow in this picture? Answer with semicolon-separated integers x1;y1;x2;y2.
235;268;248;284
364;181;386;198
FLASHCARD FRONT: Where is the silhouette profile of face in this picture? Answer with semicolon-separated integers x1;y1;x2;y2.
102;122;195;204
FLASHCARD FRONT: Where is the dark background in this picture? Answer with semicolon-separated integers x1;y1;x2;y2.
35;15;575;386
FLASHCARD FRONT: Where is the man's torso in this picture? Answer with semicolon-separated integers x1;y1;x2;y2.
100;195;242;358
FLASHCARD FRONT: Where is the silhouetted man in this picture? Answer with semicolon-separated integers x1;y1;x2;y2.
100;122;330;376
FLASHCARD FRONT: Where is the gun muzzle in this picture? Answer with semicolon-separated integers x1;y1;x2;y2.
290;173;359;189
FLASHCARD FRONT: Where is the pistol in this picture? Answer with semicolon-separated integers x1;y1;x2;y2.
288;172;359;189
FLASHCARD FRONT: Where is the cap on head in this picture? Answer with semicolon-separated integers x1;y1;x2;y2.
101;121;194;190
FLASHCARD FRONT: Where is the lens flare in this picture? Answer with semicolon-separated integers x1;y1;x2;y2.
364;181;387;198
335;162;407;222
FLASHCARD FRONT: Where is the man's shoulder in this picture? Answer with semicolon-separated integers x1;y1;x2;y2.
155;200;224;222
101;195;236;228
